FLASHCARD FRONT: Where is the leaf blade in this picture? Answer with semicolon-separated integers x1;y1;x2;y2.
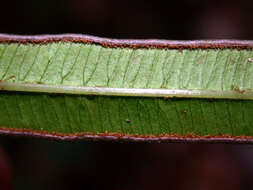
1;34;253;143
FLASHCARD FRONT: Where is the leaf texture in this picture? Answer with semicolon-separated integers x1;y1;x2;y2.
1;43;253;90
0;34;253;143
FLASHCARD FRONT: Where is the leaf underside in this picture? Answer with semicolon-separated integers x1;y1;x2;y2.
1;35;253;142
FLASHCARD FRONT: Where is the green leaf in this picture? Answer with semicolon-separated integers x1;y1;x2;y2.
1;34;253;143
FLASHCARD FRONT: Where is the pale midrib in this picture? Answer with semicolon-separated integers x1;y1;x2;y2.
1;81;253;100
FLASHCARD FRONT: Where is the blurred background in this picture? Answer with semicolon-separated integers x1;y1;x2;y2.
1;0;253;189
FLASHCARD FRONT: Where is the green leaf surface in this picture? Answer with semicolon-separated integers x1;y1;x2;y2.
1;42;253;90
1;35;253;142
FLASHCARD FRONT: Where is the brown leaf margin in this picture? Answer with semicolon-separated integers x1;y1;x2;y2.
0;127;253;144
1;34;253;50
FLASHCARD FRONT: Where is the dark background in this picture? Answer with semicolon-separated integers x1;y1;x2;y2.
2;0;253;39
1;0;253;189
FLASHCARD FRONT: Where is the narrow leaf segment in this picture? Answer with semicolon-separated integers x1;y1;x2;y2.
1;34;253;143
